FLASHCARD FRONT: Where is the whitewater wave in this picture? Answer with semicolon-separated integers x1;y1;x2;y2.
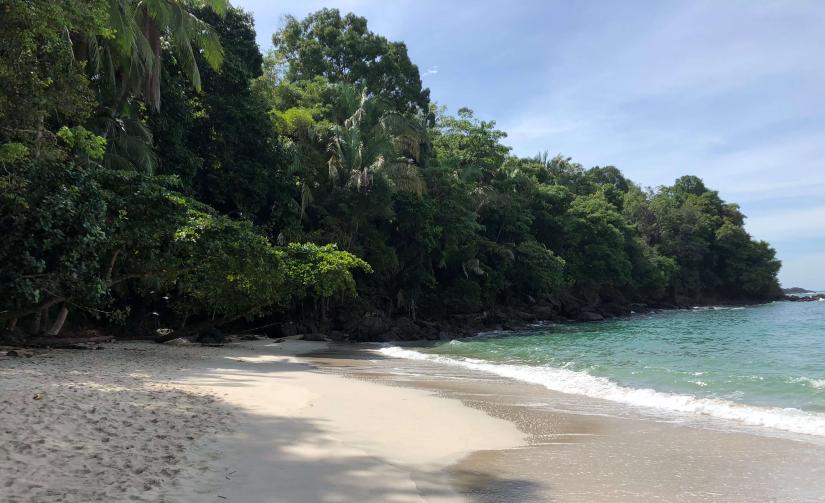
377;346;825;437
789;377;825;390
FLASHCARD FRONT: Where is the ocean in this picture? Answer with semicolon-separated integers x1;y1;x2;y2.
380;298;825;438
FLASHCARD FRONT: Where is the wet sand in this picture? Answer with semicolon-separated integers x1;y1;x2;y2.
306;345;825;502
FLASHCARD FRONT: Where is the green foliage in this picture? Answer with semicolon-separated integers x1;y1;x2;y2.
510;241;566;299
0;143;29;164
57;127;107;160
0;4;783;336
273;9;430;113
278;243;372;300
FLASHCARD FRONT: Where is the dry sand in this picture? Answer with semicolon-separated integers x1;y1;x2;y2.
0;340;523;502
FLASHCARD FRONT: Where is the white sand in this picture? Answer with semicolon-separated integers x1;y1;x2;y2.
0;340;523;502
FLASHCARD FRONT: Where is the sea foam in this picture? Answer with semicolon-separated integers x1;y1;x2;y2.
377;346;825;437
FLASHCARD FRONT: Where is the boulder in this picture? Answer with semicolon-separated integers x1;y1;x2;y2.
270;322;298;338
196;327;226;344
385;317;424;341
354;314;391;340
576;311;604;322
531;305;557;320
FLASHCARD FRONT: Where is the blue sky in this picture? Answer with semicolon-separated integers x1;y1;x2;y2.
235;0;825;289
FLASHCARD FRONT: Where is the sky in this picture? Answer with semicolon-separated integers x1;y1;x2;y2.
235;0;825;289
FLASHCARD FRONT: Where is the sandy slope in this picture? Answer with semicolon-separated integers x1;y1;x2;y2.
0;340;523;502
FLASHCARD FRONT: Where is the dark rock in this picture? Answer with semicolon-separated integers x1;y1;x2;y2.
600;302;630;317
385;317;424;341
785;294;825;302
576;311;604;322
510;310;537;322
531;305;557;320
328;330;349;342
353;313;391;340
196;327;226;345
270;322;298;338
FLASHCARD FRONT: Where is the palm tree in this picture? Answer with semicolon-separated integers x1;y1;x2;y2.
80;0;226;113
327;86;426;197
73;0;227;172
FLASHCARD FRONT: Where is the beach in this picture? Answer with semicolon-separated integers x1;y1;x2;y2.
2;339;825;502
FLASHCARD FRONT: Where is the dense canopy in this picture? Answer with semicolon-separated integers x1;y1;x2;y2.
0;2;781;341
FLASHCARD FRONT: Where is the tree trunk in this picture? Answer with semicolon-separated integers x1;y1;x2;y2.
46;305;69;337
141;14;162;111
8;318;17;331
41;307;51;334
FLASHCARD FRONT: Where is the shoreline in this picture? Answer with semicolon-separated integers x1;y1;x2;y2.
375;341;825;441
3;339;825;502
318;344;825;501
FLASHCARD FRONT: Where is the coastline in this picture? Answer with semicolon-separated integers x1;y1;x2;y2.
3;338;825;502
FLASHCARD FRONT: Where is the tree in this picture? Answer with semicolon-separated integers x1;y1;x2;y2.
273;9;430;113
149;6;286;219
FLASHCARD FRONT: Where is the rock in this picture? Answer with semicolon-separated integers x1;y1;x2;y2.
531;305;557;320
196;327;226;345
387;317;424;341
576;311;604;322
510;310;537;322
328;330;349;342
629;303;649;314
353;313;391;340
599;302;630;317
786;294;825;302
270;322;299;338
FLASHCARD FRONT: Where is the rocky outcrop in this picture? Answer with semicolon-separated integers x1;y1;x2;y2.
785;294;825;302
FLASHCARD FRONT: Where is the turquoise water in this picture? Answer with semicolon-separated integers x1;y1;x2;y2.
381;299;825;436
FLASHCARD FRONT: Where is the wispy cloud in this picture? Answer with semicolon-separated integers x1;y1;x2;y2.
422;65;439;77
